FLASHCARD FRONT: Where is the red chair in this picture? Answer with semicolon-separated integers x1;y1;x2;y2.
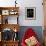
21;28;41;46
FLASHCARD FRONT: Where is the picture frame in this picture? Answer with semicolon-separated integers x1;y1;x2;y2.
2;10;9;15
25;7;36;20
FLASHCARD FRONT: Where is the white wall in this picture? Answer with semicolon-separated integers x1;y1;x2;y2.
18;0;44;26
0;0;44;26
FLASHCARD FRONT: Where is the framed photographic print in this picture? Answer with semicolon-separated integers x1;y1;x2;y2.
2;10;9;15
25;7;36;20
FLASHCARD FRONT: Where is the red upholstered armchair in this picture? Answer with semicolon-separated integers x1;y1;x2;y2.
21;28;41;46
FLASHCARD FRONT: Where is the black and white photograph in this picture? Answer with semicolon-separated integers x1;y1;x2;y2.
25;7;36;20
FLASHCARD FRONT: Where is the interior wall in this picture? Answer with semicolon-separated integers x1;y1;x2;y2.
0;0;44;26
18;0;44;26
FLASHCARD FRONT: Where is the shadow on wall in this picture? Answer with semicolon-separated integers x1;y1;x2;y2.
18;26;43;44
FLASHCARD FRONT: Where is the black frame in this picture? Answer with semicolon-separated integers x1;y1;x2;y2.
25;7;36;20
